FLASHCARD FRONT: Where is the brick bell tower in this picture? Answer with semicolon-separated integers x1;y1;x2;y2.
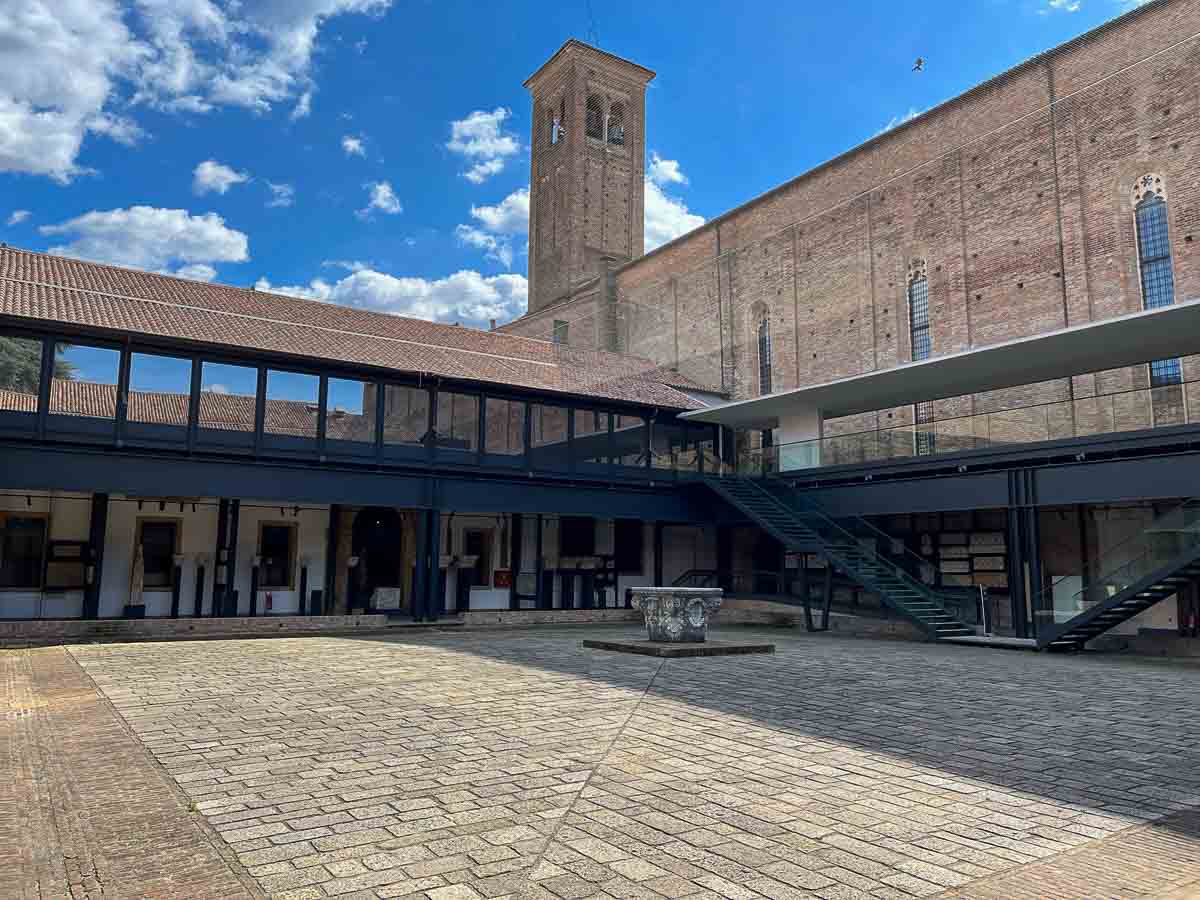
525;40;655;314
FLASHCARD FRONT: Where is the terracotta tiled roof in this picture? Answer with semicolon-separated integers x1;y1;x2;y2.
0;381;331;437
0;246;703;410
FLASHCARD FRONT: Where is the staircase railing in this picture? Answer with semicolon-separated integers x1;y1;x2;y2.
1035;497;1200;633
762;480;942;591
707;477;969;636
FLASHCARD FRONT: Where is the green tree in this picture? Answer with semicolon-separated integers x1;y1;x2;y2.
0;337;75;393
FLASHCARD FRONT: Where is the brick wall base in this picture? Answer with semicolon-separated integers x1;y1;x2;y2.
0;615;390;648
461;599;927;641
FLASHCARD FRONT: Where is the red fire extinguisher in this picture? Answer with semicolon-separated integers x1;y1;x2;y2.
266;591;273;611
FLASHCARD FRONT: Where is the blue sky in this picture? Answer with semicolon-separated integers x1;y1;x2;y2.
3;0;1144;332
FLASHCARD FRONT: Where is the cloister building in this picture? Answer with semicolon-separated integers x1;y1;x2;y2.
3;0;1200;653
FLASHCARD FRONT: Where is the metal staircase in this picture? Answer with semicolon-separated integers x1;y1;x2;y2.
1038;499;1200;651
703;477;972;639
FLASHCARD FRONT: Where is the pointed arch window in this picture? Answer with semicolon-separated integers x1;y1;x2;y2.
586;94;604;139
607;102;625;146
1134;175;1180;386
757;313;773;452
907;260;934;455
757;315;773;396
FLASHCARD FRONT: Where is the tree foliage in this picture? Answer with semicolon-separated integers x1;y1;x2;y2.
0;337;75;393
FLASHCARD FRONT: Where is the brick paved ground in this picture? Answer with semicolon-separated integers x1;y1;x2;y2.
8;627;1200;899
0;647;258;899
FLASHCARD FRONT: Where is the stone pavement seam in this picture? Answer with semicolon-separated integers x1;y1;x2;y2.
63;643;268;899
516;654;668;896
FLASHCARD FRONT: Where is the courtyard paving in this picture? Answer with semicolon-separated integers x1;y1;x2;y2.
5;626;1200;899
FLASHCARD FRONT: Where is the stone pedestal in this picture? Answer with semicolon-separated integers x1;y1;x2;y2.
630;587;724;642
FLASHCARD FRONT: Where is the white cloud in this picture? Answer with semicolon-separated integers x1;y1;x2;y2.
6;210;31;227
0;0;147;182
463;159;505;185
132;0;393;115
266;182;296;208
175;263;218;281
40;206;249;275
0;0;392;182
255;268;528;328
456;225;512;269
291;90;313;120
1039;0;1081;12
447;108;520;184
323;259;373;272
643;158;704;252
357;181;401;219
193;159;250;195
648;152;688;187
341;134;365;156
468;188;529;234
455;187;530;270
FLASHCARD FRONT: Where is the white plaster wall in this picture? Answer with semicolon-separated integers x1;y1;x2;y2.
778;406;823;470
441;513;507;612
0;491;90;618
231;504;329;616
100;497;219;618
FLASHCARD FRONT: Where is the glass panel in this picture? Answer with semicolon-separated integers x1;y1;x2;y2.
50;343;119;418
140;521;178;588
485;398;525;456
612;414;646;468
652;418;690;471
326;378;372;443
0;336;43;413
199;362;258;432
436;392;478;452
128;353;191;426
383;385;429;445
531;404;569;469
0;516;46;588
265;370;319;438
696;426;720;473
573;409;610;469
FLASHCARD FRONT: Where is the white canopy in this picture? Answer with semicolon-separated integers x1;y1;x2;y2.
682;299;1200;428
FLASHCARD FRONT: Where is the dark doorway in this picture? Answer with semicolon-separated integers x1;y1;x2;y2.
352;507;403;607
752;530;784;595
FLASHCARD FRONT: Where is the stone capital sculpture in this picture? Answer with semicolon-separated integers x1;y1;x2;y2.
630;587;724;642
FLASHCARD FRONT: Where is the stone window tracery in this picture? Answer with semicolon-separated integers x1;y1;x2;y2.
607;102;625;146
1133;174;1180;387
586;94;604;139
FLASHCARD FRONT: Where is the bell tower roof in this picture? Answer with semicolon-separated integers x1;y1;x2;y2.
524;39;655;91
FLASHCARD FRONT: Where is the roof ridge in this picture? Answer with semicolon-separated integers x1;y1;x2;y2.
0;244;655;358
1;270;568;373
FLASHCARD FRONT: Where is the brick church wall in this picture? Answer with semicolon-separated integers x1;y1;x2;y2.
508;0;1200;444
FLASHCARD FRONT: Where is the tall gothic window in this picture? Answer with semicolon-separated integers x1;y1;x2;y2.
757;315;773;396
758;314;773;451
586;95;604;139
607;102;625;145
1134;175;1180;387
908;260;934;455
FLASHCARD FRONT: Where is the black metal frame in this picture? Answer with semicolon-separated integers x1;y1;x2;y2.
1;318;716;489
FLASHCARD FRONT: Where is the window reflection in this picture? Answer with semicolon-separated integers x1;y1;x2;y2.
0;336;43;413
265;370;319;438
383;385;429;445
50;343;119;419
128;353;191;426
485;398;525;456
199;362;258;432
436;392;478;452
326;377;372;443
